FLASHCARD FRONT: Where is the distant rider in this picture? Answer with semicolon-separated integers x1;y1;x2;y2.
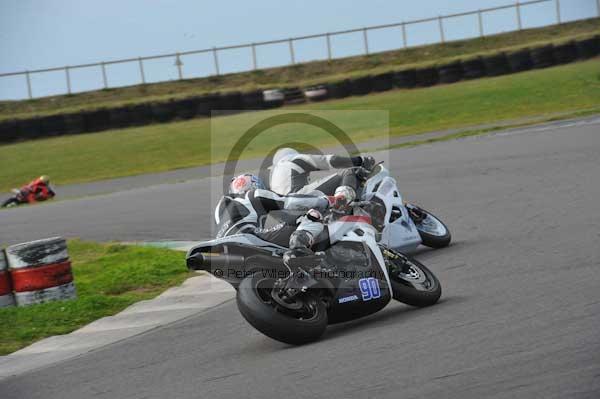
1;175;55;207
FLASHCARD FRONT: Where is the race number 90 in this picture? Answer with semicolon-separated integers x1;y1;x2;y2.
359;277;381;301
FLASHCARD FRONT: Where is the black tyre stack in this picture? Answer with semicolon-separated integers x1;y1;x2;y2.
575;35;600;59
437;61;463;84
393;69;417;88
83;109;111;133
462;57;486;80
482;53;511;76
241;90;264;110
507;49;533;72
350;75;374;95
530;45;555;69
415;67;439;87
0;119;19;142
553;41;578;65
372;72;394;92
326;79;352;99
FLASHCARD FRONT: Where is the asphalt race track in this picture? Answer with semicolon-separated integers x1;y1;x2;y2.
2;119;600;398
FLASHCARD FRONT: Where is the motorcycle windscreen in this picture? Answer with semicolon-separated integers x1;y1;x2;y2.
215;196;251;237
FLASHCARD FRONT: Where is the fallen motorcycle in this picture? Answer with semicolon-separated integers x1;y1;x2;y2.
1;189;28;208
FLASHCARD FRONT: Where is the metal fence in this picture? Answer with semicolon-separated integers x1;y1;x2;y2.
1;0;598;100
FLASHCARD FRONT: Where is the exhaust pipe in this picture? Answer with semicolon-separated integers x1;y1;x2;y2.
186;251;245;271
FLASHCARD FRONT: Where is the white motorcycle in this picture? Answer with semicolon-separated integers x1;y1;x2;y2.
185;163;447;344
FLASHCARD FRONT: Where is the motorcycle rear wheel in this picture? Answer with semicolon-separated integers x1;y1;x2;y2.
236;274;328;345
384;250;441;307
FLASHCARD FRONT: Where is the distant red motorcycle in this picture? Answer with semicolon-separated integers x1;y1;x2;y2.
1;176;55;208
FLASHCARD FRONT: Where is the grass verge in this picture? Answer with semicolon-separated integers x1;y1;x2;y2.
0;59;599;192
0;18;598;119
0;240;192;355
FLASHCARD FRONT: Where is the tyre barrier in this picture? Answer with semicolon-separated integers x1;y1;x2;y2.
241;90;265;110
6;237;76;307
507;49;533;72
437;61;463;84
462;57;486;80
84;109;111;132
530;45;555;69
575;35;600;59
483;53;511;77
393;69;417;88
63;113;86;135
0;250;15;308
16;117;43;141
218;91;243;111
39;115;66;137
350;75;374;95
128;103;153;126
282;87;306;104
326;80;352;99
553;41;578;65
304;85;329;101
372;72;394;92
415;67;439;87
151;101;178;123
108;106;132;129
173;97;201;120
0;119;19;143
196;94;221;116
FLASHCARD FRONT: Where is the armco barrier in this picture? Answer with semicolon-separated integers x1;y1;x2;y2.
0;249;15;308
531;45;555;68
6;237;76;307
507;49;534;72
2;38;599;144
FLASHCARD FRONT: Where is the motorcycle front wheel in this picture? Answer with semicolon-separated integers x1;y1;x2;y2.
1;197;20;208
407;204;451;248
236;274;328;345
383;248;441;307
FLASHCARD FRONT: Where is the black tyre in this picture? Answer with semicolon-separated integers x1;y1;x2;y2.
575;36;600;59
350;76;374;95
415;67;439;87
553;41;578;65
383;249;441;307
462;57;486;80
407;204;452;248
236;274;328;345
326;80;352;98
482;53;511;77
372;72;394;92
393;69;417;88
507;49;533;72
1;197;20;208
531;45;555;69
437;61;463;84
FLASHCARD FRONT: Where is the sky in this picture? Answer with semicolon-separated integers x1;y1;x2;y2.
0;0;598;100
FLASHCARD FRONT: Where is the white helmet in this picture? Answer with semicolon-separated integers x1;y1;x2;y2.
273;148;299;165
229;174;265;195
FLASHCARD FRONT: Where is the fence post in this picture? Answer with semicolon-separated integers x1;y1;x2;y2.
288;39;295;64
363;28;369;55
326;33;332;60
138;57;146;84
101;62;108;89
597;0;600;17
555;0;561;24
516;1;523;30
25;71;32;99
401;23;407;48
251;43;257;70
212;47;220;75
175;53;183;80
65;67;72;95
478;10;484;37
438;16;445;43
